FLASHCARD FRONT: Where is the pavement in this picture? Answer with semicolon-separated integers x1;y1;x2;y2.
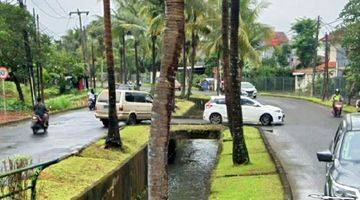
0;108;205;165
257;96;342;200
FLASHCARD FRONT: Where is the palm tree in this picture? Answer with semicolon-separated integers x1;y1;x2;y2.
148;0;184;198
103;0;122;148
229;0;250;164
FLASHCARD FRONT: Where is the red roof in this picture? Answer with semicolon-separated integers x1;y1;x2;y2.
265;32;289;46
293;62;336;75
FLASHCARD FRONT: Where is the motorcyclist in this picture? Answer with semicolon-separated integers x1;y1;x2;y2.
34;97;49;127
331;89;343;113
88;89;96;110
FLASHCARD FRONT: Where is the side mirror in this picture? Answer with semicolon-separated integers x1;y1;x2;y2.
317;150;333;162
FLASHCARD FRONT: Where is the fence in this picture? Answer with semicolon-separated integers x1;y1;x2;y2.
244;77;295;93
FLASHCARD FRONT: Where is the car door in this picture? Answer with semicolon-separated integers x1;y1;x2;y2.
241;98;257;123
215;98;228;122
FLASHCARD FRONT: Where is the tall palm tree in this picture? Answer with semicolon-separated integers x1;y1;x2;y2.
148;0;184;198
103;0;122;148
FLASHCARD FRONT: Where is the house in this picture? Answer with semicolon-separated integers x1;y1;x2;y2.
262;32;290;59
318;32;348;77
292;62;336;91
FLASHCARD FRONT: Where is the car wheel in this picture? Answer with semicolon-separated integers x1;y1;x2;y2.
127;114;137;125
260;114;272;126
101;119;109;128
210;113;222;124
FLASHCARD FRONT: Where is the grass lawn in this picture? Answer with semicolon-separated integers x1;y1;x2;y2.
261;92;357;113
173;96;210;119
210;127;284;200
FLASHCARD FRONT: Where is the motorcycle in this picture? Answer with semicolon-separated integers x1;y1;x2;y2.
88;98;96;111
31;115;48;134
332;101;343;118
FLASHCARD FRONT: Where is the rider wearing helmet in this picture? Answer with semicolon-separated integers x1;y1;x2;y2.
331;89;343;109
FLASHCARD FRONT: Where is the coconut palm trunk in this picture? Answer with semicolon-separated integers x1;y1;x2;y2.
181;35;187;98
103;0;122;148
186;14;197;100
222;0;249;164
151;35;157;85
148;0;185;199
134;40;140;90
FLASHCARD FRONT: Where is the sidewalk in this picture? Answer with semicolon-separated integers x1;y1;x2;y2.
0;110;31;125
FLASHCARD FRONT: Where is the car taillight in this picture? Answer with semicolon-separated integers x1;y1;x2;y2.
205;101;213;109
119;106;123;111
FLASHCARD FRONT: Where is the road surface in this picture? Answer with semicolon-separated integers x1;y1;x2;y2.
258;96;342;200
0;109;203;165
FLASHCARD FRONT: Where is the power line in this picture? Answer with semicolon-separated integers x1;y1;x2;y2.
30;0;65;19
41;0;67;18
55;0;67;14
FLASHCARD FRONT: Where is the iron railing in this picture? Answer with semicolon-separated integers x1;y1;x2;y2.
0;159;59;200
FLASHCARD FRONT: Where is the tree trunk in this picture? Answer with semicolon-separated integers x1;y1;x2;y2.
8;72;24;102
148;0;184;199
223;0;249;165
122;32;127;84
216;49;221;95
103;0;122;148
181;34;187;98
186;22;197;100
151;35;157;85
119;34;124;84
135;40;140;90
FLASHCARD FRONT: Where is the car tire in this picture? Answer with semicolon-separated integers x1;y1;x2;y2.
127;114;137;125
260;114;272;126
101;119;109;128
210;113;222;124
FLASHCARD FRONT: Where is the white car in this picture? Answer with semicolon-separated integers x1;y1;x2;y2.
241;82;257;99
203;96;285;126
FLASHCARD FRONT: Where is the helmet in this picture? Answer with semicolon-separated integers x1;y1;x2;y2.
335;89;340;95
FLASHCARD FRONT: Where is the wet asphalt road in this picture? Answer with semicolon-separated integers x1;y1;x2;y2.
258;96;342;200
0;109;204;165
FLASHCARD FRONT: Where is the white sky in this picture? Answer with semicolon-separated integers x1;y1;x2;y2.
23;0;348;40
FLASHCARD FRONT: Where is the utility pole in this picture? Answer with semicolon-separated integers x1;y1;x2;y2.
37;14;44;101
312;16;320;97
91;42;96;89
322;33;330;101
69;9;89;88
18;0;35;107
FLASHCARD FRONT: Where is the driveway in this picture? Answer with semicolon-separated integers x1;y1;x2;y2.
0;109;206;165
258;96;342;200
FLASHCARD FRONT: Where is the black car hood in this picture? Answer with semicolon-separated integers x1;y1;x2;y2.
333;161;360;189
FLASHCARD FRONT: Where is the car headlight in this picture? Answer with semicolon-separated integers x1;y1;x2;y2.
331;177;359;199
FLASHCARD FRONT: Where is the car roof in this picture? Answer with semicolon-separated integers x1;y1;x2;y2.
345;113;360;131
210;95;251;100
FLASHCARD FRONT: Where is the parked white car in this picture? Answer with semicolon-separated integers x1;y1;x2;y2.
95;90;153;127
241;82;257;99
203;96;285;126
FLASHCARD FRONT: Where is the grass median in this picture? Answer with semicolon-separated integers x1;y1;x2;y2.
210;127;285;200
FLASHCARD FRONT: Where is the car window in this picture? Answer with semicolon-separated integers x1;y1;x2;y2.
134;93;146;103
241;99;255;106
98;91;120;103
241;82;254;89
340;131;360;162
332;123;344;152
145;94;153;103
215;99;226;105
125;92;135;102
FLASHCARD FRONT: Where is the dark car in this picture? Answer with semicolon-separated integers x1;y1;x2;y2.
317;113;360;199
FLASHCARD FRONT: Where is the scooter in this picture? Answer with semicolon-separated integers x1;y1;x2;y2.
31;115;48;134
332;101;343;118
88;98;96;111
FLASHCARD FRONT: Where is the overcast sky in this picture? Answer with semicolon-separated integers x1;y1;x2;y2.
24;0;348;40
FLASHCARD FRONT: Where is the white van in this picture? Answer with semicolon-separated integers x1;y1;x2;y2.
95;90;153;126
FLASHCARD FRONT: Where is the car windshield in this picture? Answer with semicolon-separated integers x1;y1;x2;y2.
340;131;360;162
241;82;254;89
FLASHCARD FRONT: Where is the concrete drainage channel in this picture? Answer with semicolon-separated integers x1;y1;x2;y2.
168;130;222;200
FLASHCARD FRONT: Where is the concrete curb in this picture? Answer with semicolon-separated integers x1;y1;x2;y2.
258;127;293;200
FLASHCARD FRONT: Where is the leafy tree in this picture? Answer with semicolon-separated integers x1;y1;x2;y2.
340;0;360;103
291;18;317;68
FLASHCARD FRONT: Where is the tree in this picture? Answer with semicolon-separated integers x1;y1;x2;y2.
148;0;184;198
103;0;122;148
225;0;250;164
291;18;317;68
340;0;360;103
